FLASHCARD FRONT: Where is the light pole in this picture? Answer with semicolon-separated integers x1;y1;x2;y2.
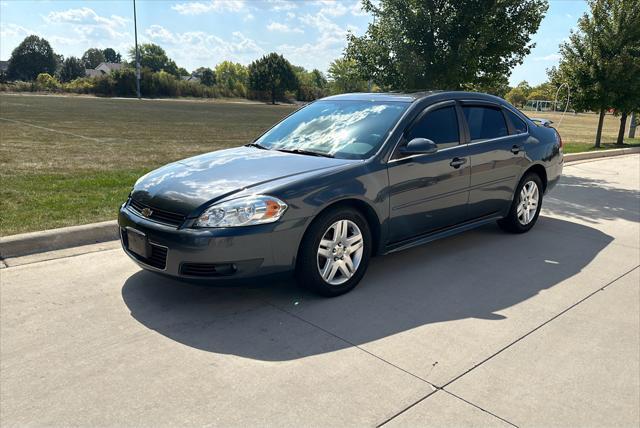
133;0;141;99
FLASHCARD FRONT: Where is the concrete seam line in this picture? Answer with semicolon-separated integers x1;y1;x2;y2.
441;265;640;390
376;389;439;427
263;299;437;386
0;220;119;258
440;389;519;427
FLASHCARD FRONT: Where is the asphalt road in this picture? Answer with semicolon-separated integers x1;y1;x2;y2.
1;155;639;427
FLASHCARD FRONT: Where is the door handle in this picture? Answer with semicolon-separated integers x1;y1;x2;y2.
511;145;523;154
450;157;467;169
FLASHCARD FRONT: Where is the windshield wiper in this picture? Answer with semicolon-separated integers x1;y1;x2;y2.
246;142;268;150
274;148;334;158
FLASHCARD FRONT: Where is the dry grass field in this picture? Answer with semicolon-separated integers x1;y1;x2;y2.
522;110;636;152
0;93;637;235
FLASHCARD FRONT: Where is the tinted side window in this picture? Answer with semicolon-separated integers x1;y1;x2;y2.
463;106;508;141
505;109;528;134
407;106;459;147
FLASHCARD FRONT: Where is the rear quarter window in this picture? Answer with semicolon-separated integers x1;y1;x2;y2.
505;109;528;134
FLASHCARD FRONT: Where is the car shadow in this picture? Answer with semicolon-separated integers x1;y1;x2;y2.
121;215;613;361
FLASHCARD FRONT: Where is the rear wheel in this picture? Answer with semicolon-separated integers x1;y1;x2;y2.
296;207;371;297
498;172;543;233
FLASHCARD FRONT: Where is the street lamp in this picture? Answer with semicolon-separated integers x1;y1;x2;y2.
133;0;141;99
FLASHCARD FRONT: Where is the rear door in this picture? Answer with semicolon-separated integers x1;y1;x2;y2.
387;102;470;243
463;103;528;219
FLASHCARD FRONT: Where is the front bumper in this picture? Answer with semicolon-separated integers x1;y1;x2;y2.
118;205;308;280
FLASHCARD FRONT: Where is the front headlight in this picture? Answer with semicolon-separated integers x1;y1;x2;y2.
194;195;288;228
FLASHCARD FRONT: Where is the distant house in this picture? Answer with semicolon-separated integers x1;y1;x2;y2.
85;62;123;77
181;75;200;83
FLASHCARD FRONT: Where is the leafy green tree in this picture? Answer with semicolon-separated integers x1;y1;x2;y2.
248;53;298;104
59;56;85;82
215;61;249;96
81;48;106;69
194;67;216;86
327;58;368;94
505;87;528;108
128;43;179;75
292;66;328;101
553;0;640;147
7;35;58;81
345;0;547;91
177;67;190;77
102;48;122;63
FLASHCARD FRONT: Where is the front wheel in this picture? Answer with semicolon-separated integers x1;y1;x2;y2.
296;207;372;297
498;173;543;233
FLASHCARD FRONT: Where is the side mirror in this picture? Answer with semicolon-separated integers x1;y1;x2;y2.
399;138;438;156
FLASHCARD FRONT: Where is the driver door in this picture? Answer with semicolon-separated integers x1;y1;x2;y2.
387;102;471;243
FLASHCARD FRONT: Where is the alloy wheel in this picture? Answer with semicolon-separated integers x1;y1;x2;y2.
517;180;539;225
316;219;364;285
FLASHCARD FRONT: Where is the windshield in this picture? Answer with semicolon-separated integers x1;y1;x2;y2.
254;100;409;159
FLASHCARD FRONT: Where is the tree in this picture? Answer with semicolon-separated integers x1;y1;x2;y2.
194;67;216;86
102;48;122;63
292;66;328;101
128;43;179;75
345;0;547;91
553;0;640;147
215;61;249;96
327;58;368;94
59;56;85;82
248;53;298;104
7;35;57;81
505;87;528;108
81;48;106;69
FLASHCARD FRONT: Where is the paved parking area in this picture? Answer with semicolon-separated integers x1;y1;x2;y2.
1;155;639;427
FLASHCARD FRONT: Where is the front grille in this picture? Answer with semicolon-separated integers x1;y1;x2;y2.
128;198;186;227
181;263;236;277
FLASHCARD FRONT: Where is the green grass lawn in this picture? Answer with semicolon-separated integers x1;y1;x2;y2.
0;93;636;235
1;94;296;235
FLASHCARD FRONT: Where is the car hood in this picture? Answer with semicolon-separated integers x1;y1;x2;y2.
130;146;354;216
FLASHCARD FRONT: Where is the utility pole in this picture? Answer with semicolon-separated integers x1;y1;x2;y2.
133;0;141;99
629;112;637;139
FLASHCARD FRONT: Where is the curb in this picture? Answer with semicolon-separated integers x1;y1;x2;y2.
563;146;640;162
1;147;638;259
1;220;118;259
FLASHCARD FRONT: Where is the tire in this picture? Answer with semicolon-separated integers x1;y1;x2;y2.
498;172;544;234
296;207;372;297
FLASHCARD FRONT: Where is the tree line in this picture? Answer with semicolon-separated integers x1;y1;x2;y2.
0;35;366;103
1;0;637;146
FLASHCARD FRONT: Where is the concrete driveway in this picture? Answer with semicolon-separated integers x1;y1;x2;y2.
1;155;639;427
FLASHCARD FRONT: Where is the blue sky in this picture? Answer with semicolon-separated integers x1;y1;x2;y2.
0;0;588;85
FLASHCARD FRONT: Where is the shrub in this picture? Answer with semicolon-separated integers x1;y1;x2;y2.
35;73;60;91
113;68;136;97
63;77;96;94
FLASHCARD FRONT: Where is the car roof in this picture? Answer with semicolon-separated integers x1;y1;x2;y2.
321;91;505;104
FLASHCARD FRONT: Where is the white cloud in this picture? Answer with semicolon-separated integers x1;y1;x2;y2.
144;25;263;69
44;7;129;40
266;21;304;33
266;0;298;11
243;13;255;22
172;0;246;15
275;11;362;71
315;0;348;17
350;1;367;16
0;23;32;38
